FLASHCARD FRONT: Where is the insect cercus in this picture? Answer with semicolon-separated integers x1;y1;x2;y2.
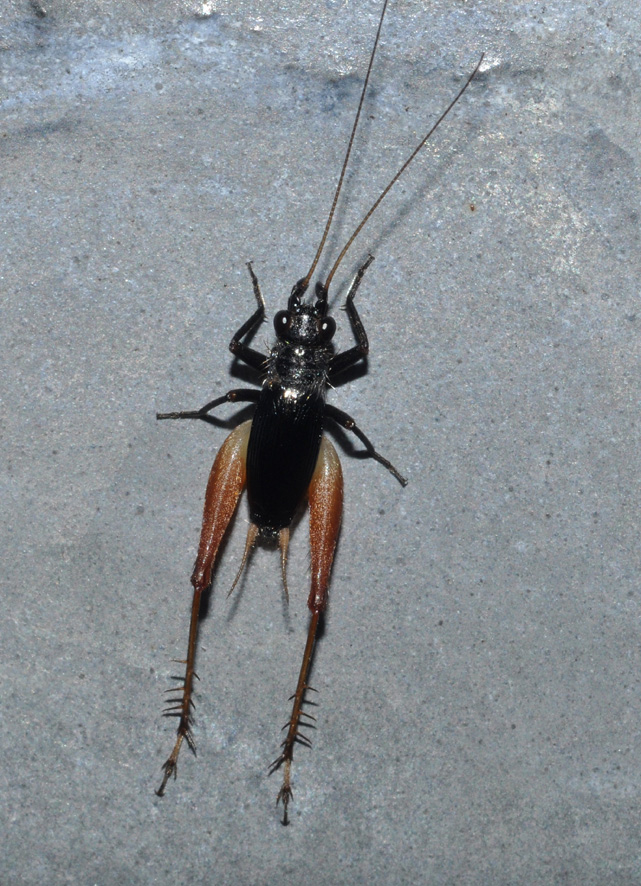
155;0;483;824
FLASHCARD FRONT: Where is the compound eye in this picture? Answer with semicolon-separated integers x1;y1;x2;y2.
319;316;336;342
274;310;292;336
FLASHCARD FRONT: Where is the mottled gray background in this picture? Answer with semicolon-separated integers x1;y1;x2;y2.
2;0;641;883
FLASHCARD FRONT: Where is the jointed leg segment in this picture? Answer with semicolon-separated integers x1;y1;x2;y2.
156;421;252;796
269;436;344;824
324;255;406;487
325;403;407;486
228;262;268;371
328;254;374;378
156;388;259;422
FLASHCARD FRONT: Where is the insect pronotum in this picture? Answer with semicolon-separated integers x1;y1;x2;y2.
155;0;483;824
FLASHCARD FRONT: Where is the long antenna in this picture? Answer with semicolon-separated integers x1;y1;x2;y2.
323;51;484;292
300;0;392;291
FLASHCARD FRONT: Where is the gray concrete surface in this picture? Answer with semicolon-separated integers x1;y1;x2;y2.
2;0;641;883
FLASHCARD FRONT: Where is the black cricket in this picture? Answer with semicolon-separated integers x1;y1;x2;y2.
155;0;483;824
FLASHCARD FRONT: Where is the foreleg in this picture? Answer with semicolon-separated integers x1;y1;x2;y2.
328;254;374;379
228;262;267;371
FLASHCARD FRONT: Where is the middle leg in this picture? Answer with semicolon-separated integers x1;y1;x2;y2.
156;388;260;422
325;403;407;486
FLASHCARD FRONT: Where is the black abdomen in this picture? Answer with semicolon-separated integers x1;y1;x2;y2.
246;385;324;535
